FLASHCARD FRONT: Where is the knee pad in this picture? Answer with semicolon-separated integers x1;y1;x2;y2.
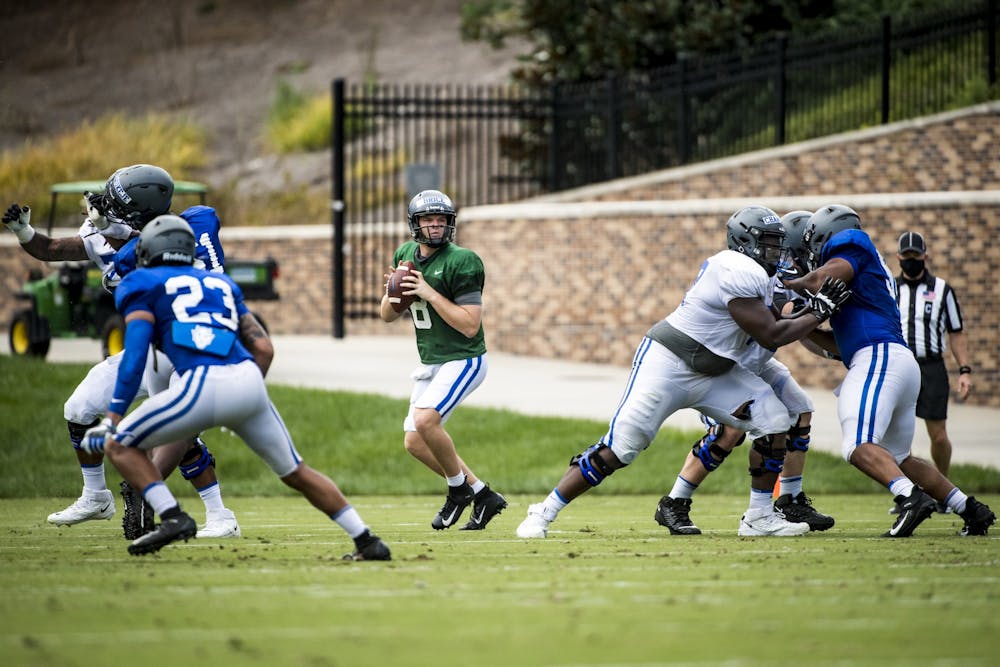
748;434;786;477
179;438;216;480
569;444;617;487
692;423;745;472
67;419;101;451
787;421;811;452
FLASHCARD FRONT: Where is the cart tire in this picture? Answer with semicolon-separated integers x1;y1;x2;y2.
101;313;126;358
9;309;50;358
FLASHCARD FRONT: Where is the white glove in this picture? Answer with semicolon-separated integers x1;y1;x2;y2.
81;418;116;454
85;191;111;231
2;203;35;243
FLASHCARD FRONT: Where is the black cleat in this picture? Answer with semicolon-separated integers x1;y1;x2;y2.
127;511;197;555
882;488;936;538
343;530;392;561
654;496;701;535
958;496;996;536
460;486;508;530
431;483;475;530
120;481;155;540
774;492;835;531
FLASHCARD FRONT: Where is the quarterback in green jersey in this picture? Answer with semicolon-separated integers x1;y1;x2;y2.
380;190;507;531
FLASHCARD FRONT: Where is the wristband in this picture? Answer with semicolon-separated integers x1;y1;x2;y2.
959;366;972;375
14;223;35;244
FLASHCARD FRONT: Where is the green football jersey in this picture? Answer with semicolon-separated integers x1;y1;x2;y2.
392;241;487;364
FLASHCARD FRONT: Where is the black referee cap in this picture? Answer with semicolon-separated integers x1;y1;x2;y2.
897;231;926;254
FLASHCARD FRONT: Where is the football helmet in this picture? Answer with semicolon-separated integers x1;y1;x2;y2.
407;190;456;247
103;164;174;228
779;209;813;272
136;215;195;267
726;205;786;276
802;204;862;270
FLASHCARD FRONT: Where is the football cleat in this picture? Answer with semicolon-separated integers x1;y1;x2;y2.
431;483;475;530
196;508;241;539
47;488;115;525
882;487;936;538
460;486;508;530
127;512;197;555
342;530;392;561
958;496;996;536
653;496;701;535
120;481;155;540
515;503;552;539
774;492;835;531
738;507;810;536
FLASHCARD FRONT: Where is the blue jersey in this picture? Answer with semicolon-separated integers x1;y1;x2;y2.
115;265;253;375
112;206;225;279
821;229;906;365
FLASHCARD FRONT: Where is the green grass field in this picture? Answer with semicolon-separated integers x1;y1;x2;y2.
2;494;998;667
2;355;999;666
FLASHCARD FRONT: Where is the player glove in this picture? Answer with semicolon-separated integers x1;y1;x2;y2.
806;277;851;322
85;191;112;231
81;418;116;454
2;203;35;243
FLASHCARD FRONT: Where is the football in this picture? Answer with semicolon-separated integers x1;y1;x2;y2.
387;261;417;312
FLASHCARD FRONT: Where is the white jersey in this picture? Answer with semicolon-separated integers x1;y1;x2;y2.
76;219;135;289
665;250;777;373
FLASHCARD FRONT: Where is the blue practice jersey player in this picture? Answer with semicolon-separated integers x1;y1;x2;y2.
784;204;994;537
78;215;390;559
3;164;240;540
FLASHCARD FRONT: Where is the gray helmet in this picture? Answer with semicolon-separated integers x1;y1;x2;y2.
726;205;786;276
779;210;813;271
407;190;456;247
104;164;174;228
802;204;862;270
136;215;195;267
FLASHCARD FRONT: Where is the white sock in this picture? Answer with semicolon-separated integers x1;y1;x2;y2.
331;505;367;539
470;479;486;494
669;475;698;500
779;475;803;498
446;472;467;487
888;477;915;499
748;487;774;512
542;490;568;521
142;481;179;517
81;463;107;492
945;488;968;513
197;481;225;513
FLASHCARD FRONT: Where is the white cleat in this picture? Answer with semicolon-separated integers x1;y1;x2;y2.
47;489;116;525
738;507;810;536
196;508;241;538
516;503;551;539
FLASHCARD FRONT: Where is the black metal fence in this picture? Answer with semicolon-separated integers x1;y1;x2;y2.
330;1;999;334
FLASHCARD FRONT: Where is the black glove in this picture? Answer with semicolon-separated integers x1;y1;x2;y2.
3;203;27;226
85;191;110;216
806;277;851;322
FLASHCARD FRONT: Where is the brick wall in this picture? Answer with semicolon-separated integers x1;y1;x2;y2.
2;103;998;403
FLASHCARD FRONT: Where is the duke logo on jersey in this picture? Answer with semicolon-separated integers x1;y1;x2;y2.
171;321;237;357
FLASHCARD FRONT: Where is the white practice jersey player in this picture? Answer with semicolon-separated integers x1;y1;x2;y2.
602;250;795;465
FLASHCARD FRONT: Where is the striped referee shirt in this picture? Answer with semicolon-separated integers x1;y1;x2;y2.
895;271;963;360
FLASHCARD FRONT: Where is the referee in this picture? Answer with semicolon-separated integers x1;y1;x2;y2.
895;231;972;498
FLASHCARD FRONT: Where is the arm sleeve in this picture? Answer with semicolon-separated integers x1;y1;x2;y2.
108;318;154;416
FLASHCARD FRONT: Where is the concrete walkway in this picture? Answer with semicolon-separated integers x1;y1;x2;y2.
13;333;1000;471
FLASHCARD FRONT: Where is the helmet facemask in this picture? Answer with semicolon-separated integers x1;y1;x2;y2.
407;190;457;247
